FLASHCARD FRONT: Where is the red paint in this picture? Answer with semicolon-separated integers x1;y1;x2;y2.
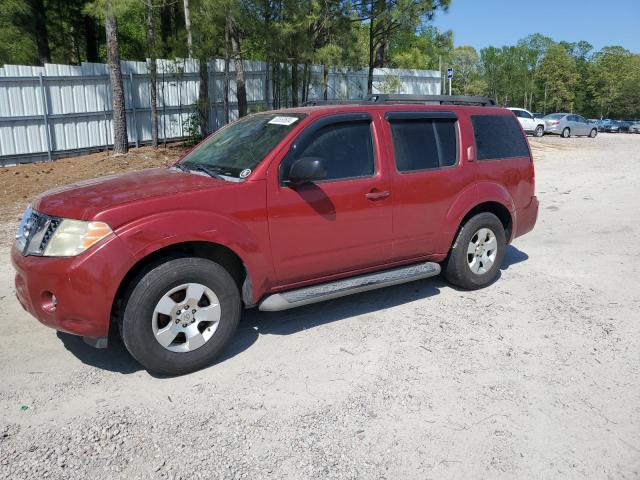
12;104;538;339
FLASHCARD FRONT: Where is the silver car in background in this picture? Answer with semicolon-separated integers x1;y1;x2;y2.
544;113;598;138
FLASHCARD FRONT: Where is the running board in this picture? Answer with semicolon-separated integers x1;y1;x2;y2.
259;261;440;312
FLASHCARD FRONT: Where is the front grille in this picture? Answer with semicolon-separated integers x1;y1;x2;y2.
16;208;61;256
39;217;62;252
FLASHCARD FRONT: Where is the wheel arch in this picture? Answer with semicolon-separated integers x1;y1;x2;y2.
111;240;254;328
458;201;513;242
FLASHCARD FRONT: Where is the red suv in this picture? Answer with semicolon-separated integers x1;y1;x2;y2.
12;95;538;375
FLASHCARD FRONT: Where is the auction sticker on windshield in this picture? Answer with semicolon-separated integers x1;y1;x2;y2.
268;116;299;126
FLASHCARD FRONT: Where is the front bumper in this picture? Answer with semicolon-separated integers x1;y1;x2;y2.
11;235;131;339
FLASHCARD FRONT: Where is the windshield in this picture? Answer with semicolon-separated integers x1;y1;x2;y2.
178;113;306;179
544;113;565;120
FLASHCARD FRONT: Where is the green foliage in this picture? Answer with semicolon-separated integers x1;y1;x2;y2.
0;0;37;64
182;111;203;145
537;44;580;112
450;45;484;95
375;74;404;93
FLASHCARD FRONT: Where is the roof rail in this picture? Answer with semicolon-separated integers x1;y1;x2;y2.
367;94;496;106
302;94;497;107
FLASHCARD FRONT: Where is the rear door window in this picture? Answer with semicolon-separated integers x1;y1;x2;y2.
471;115;530;161
388;118;458;172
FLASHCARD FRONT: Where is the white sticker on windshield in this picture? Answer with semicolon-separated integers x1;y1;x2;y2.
268;116;299;126
239;168;252;179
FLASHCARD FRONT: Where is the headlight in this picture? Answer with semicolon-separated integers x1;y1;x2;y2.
43;219;113;257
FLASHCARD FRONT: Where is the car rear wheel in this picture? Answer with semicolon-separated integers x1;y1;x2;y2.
561;127;570;138
119;257;241;375
589;128;597;138
442;212;506;290
534;125;544;137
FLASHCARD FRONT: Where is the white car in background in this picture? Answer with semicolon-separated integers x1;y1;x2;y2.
508;108;546;137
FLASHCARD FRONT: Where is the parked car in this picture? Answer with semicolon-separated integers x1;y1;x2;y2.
630;122;640;133
544;113;598;138
507;107;545;137
12;94;539;375
619;121;633;133
596;119;611;132
604;120;621;133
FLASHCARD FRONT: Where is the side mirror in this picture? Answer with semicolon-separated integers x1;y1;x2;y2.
286;157;327;186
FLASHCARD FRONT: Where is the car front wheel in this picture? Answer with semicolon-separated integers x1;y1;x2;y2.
589;128;597;138
535;125;544;137
119;257;241;375
443;212;506;290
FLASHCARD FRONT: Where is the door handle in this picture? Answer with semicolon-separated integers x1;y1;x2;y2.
365;190;390;200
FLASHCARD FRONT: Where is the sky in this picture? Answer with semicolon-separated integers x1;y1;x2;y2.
431;0;640;53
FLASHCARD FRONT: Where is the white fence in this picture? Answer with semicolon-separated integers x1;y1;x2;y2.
0;58;441;165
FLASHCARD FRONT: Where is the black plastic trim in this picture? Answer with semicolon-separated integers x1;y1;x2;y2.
384;111;457;121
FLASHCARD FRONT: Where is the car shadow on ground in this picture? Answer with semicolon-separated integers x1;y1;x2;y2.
57;245;528;376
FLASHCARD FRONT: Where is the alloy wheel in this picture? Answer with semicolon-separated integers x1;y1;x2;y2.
466;228;498;275
151;283;221;353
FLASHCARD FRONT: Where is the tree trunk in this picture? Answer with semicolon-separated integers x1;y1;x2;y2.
302;62;311;104
146;1;158;148
29;0;50;64
323;63;328;100
183;0;193;57
223;23;230;124
273;63;279;109
229;16;247;117
198;59;209;135
84;16;99;62
105;11;128;155
291;61;299;107
367;20;374;94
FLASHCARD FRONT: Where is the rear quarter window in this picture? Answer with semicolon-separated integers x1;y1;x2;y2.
471;114;530;160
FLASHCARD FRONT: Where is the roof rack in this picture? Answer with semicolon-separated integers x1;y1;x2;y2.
303;94;497;107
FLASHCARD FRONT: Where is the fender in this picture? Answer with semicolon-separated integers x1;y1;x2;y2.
438;181;515;253
436;183;478;253
474;181;516;215
113;209;273;305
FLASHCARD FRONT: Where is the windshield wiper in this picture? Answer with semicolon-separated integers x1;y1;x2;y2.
179;163;226;180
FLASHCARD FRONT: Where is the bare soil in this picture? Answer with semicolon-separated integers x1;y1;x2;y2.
0;134;639;479
0;144;187;223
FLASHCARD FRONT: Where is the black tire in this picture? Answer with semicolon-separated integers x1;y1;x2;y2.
120;257;241;375
589;128;597;138
442;212;506;290
534;125;544;137
561;127;570;138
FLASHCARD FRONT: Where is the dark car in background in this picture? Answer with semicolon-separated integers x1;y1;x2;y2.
604;120;621;133
619;121;633;133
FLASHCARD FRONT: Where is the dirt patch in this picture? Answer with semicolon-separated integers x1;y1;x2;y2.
0;143;188;223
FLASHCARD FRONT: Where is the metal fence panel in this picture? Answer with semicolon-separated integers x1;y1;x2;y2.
0;58;441;165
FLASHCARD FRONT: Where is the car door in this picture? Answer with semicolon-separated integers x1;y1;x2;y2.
520;110;535;132
267;113;393;286
567;115;579;134
576;116;589;135
512;110;528;131
383;111;471;260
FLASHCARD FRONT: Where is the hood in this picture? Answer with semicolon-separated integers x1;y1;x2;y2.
33;168;228;221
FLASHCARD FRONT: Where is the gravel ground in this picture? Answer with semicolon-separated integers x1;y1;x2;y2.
1;134;639;479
